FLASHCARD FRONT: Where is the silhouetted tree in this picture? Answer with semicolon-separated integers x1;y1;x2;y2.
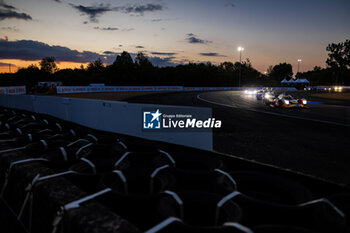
219;62;234;72
87;58;104;72
313;66;322;71
326;39;350;70
113;51;133;67
267;65;273;75
269;63;293;81
135;52;153;67
39;57;58;74
326;39;350;84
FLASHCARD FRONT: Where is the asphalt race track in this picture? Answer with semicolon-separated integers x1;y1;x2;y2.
126;91;350;187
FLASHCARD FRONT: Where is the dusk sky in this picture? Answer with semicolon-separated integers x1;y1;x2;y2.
0;0;349;73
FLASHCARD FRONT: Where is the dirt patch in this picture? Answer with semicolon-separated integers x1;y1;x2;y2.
50;91;173;101
310;92;350;101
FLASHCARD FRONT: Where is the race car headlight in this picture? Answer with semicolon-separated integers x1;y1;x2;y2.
265;94;271;99
284;99;290;105
302;99;307;105
244;90;248;94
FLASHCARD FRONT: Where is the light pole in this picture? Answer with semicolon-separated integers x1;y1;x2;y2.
237;46;244;88
297;59;302;75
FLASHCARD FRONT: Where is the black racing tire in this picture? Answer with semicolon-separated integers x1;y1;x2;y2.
65;173;104;194
83;143;126;159
157;191;242;227
99;168;170;195
24;139;72;156
252;225;318;233
160;168;236;195
229;193;348;232
229;171;313;205
327;192;350;227
96;192;167;230
171;152;226;171
153;221;252;233
124;141;162;153
116;151;174;170
69;157;119;174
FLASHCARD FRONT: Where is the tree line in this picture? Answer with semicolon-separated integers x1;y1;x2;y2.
0;39;349;87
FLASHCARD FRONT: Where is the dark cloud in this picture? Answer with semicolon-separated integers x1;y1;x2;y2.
151;18;172;22
103;51;114;55
225;2;235;8
0;39;180;67
200;52;226;57
151;18;163;22
115;4;163;15
70;3;164;23
53;0;62;3
0;2;32;21
148;56;177;67
135;46;144;48
94;26;119;31
151;52;177;56
0;10;32;21
0;39;117;64
186;33;212;44
121;28;134;32
0;26;18;31
0;2;16;10
69;3;112;23
0;62;16;67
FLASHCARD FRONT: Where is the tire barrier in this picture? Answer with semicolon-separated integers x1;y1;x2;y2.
169;152;226;171
157;191;242;226
229;171;313;205
158;168;236;195
0;107;349;233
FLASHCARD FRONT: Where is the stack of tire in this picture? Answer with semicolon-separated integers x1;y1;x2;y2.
0;107;349;233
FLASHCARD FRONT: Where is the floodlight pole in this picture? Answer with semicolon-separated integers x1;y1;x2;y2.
238;47;244;89
297;59;302;75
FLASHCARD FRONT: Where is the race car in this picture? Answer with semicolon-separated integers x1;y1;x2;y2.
256;88;274;100
256;90;264;100
244;89;258;95
272;94;308;108
263;92;275;105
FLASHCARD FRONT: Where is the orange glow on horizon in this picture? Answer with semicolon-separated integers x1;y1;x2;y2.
0;59;89;74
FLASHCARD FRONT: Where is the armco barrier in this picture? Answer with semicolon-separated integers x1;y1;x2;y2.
0;86;26;95
56;86;302;94
273;87;298;91
56;86;242;94
56;86;185;94
0;95;213;151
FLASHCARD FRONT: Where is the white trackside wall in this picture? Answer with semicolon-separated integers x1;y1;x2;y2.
0;95;213;151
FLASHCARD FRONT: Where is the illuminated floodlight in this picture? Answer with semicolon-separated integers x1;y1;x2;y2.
237;46;244;52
